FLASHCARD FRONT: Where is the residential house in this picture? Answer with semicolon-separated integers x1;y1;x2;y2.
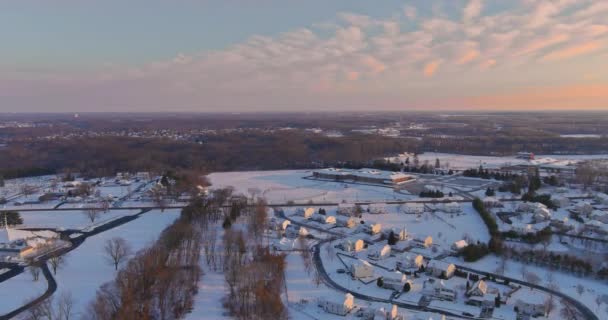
318;293;355;316
396;253;424;271
368;244;391;260
403;203;425;215
341;239;365;252
514;300;545;317
337;203;356;216
426;260;456;279
379;272;408;291
414;236;433;248
369;203;387;214
303;207;316;219
422;279;456;301
350;260;374;279
451;240;468;251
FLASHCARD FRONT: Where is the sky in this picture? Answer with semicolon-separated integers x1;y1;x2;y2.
0;0;607;112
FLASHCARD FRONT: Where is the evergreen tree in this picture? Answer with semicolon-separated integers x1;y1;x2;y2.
0;211;22;227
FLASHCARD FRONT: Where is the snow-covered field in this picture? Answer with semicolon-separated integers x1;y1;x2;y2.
17;209;139;230
389;152;608;170
208;170;414;204
445;254;608;319
0;270;47;314
50;209;180;317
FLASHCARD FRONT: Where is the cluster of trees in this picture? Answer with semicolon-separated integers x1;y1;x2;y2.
419;190;444;198
463;167;519;181
521;193;557;210
469;198;503;259
505;246;594;276
502;227;553;245
0;210;23;226
0;132;418;179
87;199;207;319
461;242;490;262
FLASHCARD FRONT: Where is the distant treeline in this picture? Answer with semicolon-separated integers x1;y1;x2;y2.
2;129;608;179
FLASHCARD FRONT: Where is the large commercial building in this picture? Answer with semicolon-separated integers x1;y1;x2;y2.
311;168;416;186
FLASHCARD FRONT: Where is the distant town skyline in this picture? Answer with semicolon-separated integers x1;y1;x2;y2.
1;0;607;112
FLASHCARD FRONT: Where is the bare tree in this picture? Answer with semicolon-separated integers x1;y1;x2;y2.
247;187;261;202
576;284;584;297
29;263;41;282
104;237;131;270
48;255;66;275
23;297;53;320
524;271;541;286
84;207;101;223
150;185;167;211
56;292;75;320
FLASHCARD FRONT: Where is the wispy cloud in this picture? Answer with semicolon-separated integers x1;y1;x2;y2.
2;0;607;111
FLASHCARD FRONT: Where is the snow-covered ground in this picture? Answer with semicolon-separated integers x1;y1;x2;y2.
0;269;47;314
208;170;414;204
389;152;608;170
50;209;180;318
17;209;139;230
445;254;608;319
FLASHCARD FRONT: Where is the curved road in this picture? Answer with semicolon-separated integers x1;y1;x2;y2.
278;207;598;320
0;264;57;320
0;208;153;319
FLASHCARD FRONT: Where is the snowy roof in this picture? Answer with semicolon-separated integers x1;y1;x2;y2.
427;260;454;270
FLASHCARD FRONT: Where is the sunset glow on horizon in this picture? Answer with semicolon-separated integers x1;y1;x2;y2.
1;0;607;112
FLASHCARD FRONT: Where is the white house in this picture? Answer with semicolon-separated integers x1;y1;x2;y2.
341;239;365;252
426;260;456;279
595;193;608;205
483;197;503;208
422;279;456;301
280;220;291;231
414;235;433;248
552;196;570;208
362;222;382;235
514;300;545;317
533;207;552;222
303;208;316;219
517;202;547;213
403;203;425;215
336;216;357;228
324;215;337;225
396;253;424;271
383;227;408;241
350;260;374;279
285;224;308;238
369;203;387;214
311;213;327;223
466;280;488;297
379;272;408;291
337;203;356;216
368;244;391;260
451;240;468;251
442;202;461;214
318;293;354;316
590;210;608;224
575;202;594;216
373;305;403;320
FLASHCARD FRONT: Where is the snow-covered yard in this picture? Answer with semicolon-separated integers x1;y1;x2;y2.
50;209;180;317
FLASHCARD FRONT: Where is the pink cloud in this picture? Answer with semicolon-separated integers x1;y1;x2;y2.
457;50;480;65
423;60;442;77
465;84;608;110
541;41;602;61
